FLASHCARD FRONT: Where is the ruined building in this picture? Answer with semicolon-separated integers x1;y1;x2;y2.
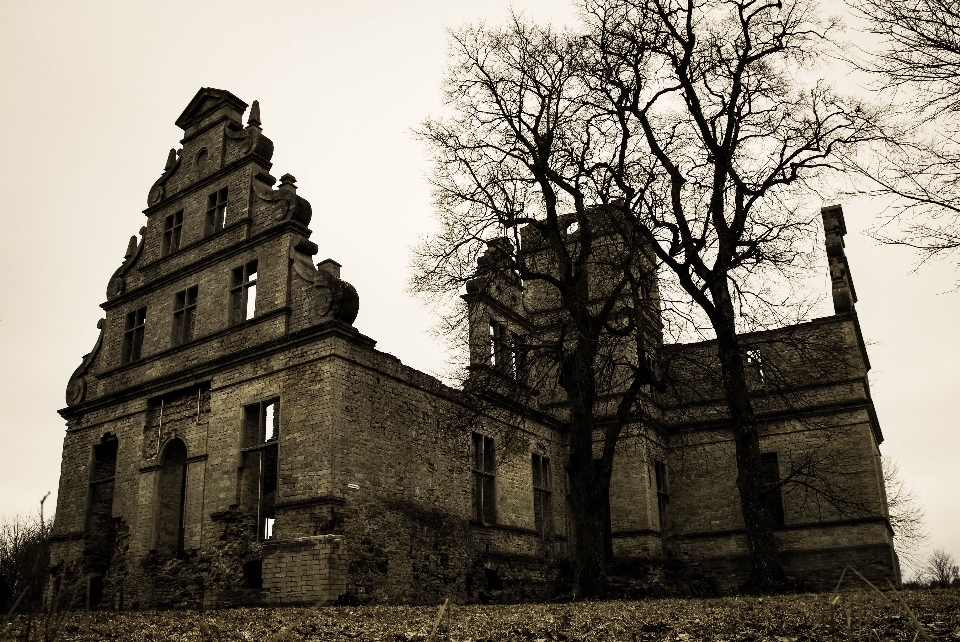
50;88;898;608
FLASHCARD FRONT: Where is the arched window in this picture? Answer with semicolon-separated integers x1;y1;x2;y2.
155;438;187;555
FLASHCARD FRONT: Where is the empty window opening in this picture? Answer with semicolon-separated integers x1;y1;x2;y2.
161;210;183;257
122;307;146;365
484;567;503;590
244;398;280;445
513;335;527;380
489;321;516;376
654;459;669;530
172;285;198;347
472;433;496;524
86;435;118;582
241;399;280;541
258;444;278;541
88;576;105;608
760;452;785;527
489;322;498;364
243;560;263;590
155;438;188;556
204;187;228;235
532;454;552;537
230;260;258;325
264;402;277;441
746;349;765;383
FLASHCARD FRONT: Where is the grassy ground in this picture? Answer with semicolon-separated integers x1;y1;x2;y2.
2;590;958;641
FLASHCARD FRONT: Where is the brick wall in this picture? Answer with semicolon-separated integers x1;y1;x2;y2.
262;535;347;605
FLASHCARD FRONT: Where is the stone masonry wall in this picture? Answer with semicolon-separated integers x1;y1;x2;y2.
262;535;347;605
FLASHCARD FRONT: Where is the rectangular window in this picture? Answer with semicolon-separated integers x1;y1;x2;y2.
746;348;765;384
532;454;552;537
513;335;527;381
243;398;280;445
171;285;198;347
161;210;183;257
654;459;669;530
204;187;228;235
230;260;258;325
489;321;517;376
760;452;785;527
242;399;280;540
121;307;146;365
472;433;496;524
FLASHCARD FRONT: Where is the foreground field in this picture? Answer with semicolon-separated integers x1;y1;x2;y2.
3;590;959;641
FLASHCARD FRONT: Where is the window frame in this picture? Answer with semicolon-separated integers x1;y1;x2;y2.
161;209;184;257
760;452;786;527
532;453;552;537
121;306;147;365
746;348;766;386
472;433;496;525
489;321;519;378
171;285;198;347
242;398;280;541
229;260;258;325
654;458;669;530
204;187;228;236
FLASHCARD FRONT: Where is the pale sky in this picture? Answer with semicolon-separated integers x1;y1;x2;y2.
0;0;956;580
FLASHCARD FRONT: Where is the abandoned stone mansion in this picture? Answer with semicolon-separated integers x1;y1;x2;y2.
49;88;898;608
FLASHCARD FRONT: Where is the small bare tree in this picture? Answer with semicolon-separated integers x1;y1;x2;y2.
0;515;50;616
922;549;959;588
880;456;927;574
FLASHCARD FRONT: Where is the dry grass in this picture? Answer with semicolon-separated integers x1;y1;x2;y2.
2;589;958;642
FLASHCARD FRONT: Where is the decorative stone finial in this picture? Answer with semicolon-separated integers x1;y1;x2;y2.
125;235;138;259
165;148;177;171
248;100;261;127
278;173;297;193
317;259;341;280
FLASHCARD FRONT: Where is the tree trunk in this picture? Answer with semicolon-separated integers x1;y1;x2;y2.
560;346;608;597
567;441;606;597
710;280;785;590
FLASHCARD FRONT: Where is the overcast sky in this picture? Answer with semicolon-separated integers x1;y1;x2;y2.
0;0;956;580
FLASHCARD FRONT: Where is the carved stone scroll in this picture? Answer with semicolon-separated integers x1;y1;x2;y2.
66;319;105;406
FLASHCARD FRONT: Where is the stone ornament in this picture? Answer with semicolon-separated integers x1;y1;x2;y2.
289;239;359;325
66;318;105;406
315;268;360;325
252;172;312;226
148;148;181;206
106;229;145;300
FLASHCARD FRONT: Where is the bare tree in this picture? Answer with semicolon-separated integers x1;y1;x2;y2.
852;0;960;271
582;0;878;589
415;0;879;593
922;549;959;588
856;0;960;114
880;456;927;574
415;20;663;596
0;510;51;615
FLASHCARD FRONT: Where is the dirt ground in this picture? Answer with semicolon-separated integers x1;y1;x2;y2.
3;589;959;641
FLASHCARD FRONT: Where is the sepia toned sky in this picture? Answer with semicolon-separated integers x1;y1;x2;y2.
0;0;956;578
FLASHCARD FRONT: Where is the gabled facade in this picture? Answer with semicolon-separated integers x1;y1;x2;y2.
50;89;898;609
